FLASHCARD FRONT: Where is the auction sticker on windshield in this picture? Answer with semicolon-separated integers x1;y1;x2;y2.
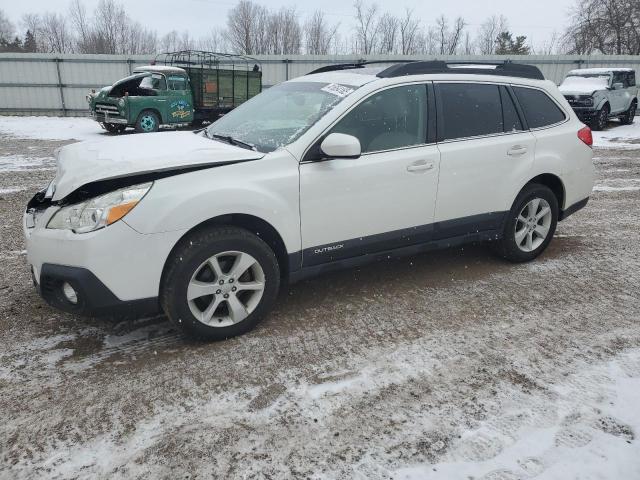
321;83;355;98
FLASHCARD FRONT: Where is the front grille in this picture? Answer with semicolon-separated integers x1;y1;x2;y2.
95;103;121;116
564;95;593;107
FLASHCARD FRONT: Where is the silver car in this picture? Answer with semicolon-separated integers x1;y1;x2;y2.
559;68;638;130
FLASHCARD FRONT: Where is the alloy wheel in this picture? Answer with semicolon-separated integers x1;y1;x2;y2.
515;198;553;252
140;115;156;132
187;251;265;327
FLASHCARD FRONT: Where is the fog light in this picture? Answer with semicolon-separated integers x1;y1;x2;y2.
62;282;78;304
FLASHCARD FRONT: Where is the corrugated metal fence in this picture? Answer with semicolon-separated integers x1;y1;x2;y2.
1;53;639;116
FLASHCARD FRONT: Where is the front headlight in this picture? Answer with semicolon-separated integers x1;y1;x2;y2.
47;182;152;233
118;98;125;107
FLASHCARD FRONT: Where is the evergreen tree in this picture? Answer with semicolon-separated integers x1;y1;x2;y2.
23;29;37;52
495;31;530;54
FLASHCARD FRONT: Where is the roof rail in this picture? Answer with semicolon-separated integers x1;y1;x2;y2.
378;61;544;80
306;60;544;81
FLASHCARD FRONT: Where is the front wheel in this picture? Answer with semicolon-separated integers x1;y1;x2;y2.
492;184;558;263
161;226;280;340
135;110;160;133
591;104;609;131
620;102;637;125
103;123;126;134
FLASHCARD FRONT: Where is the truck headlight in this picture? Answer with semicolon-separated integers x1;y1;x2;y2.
118;98;125;107
47;182;152;233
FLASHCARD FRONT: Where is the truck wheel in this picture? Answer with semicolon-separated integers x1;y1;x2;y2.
620;102;637;125
135;110;160;133
492;183;558;263
591;104;609;131
161;226;280;341
103;123;126;134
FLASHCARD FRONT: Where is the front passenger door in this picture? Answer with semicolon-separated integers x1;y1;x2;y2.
299;84;441;267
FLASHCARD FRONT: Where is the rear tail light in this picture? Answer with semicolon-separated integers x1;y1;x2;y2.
578;126;593;147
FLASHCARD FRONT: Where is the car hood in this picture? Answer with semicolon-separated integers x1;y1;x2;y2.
50;131;264;201
559;77;608;95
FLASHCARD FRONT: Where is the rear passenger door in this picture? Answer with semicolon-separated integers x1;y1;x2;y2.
434;82;536;235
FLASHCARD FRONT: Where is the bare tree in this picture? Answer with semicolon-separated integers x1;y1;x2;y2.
353;0;380;54
463;32;475;54
266;7;301;54
304;11;338;55
532;30;560;55
399;8;420;55
199;28;228;52
476;15;508;54
0;8;15;43
69;0;90;51
435;15;465;55
227;0;265;54
563;0;640;54
377;13;399;54
40;13;73;53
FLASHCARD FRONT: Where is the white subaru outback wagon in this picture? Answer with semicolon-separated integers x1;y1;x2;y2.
24;61;595;340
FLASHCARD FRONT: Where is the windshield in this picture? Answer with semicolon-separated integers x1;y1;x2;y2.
206;81;356;153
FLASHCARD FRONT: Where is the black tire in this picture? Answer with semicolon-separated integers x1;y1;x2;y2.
135;110;160;133
620;101;637;125
161;226;280;341
103;123;126;134
492;183;559;263
591;104;609;131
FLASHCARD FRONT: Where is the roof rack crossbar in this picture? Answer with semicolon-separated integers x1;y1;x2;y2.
306;60;544;80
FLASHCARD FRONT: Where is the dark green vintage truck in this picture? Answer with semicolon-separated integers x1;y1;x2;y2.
87;51;262;133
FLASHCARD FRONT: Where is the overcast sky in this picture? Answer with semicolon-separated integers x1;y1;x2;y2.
2;0;575;50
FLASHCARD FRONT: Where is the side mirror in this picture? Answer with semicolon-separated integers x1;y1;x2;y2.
613;82;624;90
320;133;361;159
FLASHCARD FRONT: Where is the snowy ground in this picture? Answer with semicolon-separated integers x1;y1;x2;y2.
1;117;640;479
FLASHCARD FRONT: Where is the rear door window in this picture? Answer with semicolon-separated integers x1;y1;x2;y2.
513;87;566;129
437;83;504;140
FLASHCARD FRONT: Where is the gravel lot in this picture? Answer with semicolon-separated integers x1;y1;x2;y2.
1;118;639;479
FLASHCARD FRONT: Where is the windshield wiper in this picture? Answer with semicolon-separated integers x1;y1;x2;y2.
208;133;257;151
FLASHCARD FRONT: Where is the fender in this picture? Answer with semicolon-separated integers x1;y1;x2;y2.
124;149;302;255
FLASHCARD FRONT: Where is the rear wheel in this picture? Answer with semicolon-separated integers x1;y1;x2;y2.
591;104;609;131
492;184;558;263
135;110;160;133
161;226;280;340
620;102;637;125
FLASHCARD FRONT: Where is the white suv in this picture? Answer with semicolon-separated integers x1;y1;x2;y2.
24;61;595;340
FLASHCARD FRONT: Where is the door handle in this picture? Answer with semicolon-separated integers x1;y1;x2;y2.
507;145;527;156
407;161;435;173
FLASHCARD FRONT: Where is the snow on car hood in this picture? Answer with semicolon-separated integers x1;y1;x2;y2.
50;131;264;201
559;76;609;95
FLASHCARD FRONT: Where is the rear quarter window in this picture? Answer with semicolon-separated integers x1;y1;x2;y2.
513;87;566;129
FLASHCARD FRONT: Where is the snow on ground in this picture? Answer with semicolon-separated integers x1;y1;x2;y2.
0;154;55;173
395;349;640;480
593;120;640;149
2;116;640;479
0;115;104;142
